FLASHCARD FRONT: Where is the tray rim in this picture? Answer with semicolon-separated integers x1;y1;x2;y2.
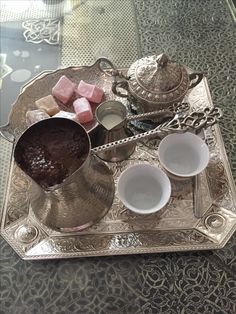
0;66;236;260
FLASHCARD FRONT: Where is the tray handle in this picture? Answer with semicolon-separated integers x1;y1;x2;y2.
188;72;204;89
0;124;15;143
94;57;117;75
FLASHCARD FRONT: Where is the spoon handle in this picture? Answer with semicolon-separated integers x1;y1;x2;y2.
91;106;222;154
126;110;174;122
192;174;203;218
91;124;167;153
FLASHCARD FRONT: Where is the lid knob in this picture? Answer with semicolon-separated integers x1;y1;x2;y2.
157;54;169;68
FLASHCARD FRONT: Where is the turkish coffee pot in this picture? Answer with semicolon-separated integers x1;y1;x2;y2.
108;53;203;112
14;118;115;232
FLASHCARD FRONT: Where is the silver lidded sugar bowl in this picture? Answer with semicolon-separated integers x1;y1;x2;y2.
111;53;203;112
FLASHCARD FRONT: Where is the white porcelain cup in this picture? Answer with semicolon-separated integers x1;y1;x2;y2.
158;132;210;178
117;164;171;214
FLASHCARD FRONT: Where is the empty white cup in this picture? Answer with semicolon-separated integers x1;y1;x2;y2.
158;132;210;178
117;164;171;214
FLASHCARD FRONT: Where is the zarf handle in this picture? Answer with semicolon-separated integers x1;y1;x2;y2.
92;107;222;154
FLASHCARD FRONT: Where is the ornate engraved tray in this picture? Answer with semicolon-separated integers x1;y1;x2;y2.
1;62;236;260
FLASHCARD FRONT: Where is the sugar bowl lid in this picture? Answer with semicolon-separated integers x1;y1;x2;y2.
127;53;189;104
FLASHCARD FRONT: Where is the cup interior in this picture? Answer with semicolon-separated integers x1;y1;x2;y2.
117;164;171;214
158;132;209;177
95;100;126;130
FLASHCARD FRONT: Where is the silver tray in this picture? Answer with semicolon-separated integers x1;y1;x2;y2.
1;61;236;260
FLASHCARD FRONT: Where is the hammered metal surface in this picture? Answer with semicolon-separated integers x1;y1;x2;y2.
61;0;140;67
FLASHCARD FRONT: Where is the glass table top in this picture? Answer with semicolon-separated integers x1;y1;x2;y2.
0;1;235;313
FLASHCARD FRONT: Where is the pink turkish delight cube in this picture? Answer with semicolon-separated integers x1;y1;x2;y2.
73;97;93;124
52;75;76;104
76;80;104;103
